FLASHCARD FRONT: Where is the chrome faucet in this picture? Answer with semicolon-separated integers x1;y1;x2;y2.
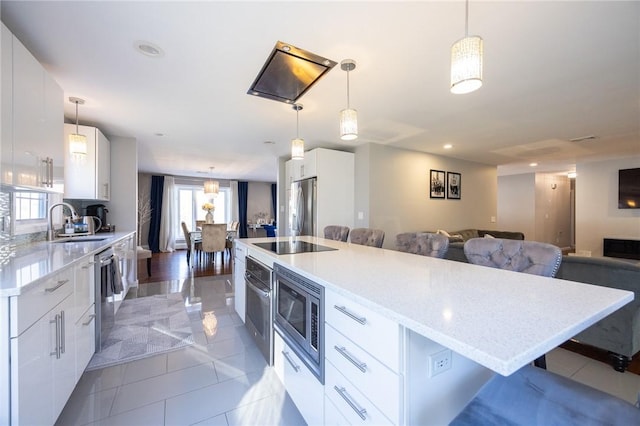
47;202;79;241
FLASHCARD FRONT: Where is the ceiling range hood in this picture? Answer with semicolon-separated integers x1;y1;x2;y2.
247;41;337;104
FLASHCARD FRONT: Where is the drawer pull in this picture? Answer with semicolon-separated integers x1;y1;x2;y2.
335;345;367;373
45;279;69;293
82;314;96;326
334;305;367;325
282;351;300;372
334;385;367;420
82;261;96;269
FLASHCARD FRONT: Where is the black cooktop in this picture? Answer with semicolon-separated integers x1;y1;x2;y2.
252;241;338;255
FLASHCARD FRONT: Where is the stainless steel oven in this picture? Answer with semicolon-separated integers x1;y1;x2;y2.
274;263;324;383
245;256;273;365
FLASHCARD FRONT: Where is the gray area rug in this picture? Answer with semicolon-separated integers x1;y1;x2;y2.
86;292;194;370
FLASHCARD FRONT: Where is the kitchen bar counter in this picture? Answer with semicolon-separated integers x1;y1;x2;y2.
239;236;633;376
0;231;135;297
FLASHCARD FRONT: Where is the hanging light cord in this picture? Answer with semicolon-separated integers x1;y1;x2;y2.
465;0;469;37
346;68;351;109
74;100;80;133
296;107;300;138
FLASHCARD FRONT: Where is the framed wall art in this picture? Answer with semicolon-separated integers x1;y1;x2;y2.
430;169;446;199
447;172;461;199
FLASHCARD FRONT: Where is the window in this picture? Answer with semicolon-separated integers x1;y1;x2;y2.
15;192;47;220
175;184;231;241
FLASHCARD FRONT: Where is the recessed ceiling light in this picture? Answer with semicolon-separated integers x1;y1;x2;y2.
135;41;164;57
529;162;538;167
443;144;453;149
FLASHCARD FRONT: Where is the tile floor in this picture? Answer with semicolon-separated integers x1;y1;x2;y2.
56;275;640;425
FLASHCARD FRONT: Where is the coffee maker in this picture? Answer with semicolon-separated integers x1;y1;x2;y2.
85;204;112;232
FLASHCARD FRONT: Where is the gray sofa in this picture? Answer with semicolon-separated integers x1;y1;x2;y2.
440;229;525;262
556;255;640;372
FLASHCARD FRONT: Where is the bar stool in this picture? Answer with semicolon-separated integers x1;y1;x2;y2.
396;232;449;258
350;228;385;248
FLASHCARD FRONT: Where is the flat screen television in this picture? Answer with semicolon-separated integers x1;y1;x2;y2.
618;168;640;209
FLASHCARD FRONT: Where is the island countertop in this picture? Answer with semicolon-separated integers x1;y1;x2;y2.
238;236;633;376
0;231;136;297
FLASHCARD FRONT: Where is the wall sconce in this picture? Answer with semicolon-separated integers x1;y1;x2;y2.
339;59;358;141
291;104;304;160
450;0;483;94
68;97;87;156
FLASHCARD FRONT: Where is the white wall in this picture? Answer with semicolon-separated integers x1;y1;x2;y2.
246;181;274;224
575;156;640;256
534;173;571;247
358;143;498;249
108;136;138;235
497;174;536;240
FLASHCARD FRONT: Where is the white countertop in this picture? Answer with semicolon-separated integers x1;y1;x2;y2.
0;232;136;297
238;236;634;376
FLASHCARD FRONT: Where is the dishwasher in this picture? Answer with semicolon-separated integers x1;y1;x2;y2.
244;256;273;365
94;247;123;351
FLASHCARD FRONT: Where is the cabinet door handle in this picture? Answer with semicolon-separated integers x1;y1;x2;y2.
282;351;300;372
48;157;53;187
334;305;367;325
82;314;96;326
60;310;65;354
103;183;109;199
334;386;367;420
50;314;60;359
334;345;367;373
45;279;69;293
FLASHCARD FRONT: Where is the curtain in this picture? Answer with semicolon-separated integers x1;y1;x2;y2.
238;181;248;238
230;180;239;223
148;175;164;253
159;176;176;252
271;183;277;225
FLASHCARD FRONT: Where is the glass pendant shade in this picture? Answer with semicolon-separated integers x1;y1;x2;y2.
291;138;304;160
340;108;358;141
204;179;219;194
450;35;483;94
69;133;87;155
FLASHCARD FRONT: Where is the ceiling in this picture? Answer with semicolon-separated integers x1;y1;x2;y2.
2;1;638;182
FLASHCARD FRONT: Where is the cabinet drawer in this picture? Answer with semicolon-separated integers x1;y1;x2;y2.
234;244;246;263
325;360;393;425
10;268;73;337
325;289;399;371
325;394;350;425
326;324;400;422
75;303;96;379
74;257;95;321
273;331;324;425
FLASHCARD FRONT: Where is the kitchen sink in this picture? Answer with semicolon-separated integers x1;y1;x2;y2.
53;237;107;243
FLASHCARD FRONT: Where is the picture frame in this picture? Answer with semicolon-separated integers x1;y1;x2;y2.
429;169;446;199
447;172;461;199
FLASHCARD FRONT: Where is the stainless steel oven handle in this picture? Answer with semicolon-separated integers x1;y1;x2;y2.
334;385;367;420
246;279;270;298
334;305;367;325
334;345;367;373
282;350;300;372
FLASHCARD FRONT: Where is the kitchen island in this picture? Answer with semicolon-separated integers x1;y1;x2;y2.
236;236;633;424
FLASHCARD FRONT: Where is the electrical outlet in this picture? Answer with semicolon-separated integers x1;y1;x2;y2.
429;349;452;377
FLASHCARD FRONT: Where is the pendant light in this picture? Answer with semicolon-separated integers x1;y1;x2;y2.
68;97;87;156
291;104;304;160
450;0;483;94
339;59;358;141
204;166;219;194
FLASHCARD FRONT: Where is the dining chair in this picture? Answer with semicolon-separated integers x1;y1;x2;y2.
201;223;228;265
262;224;277;237
181;221;201;266
350;228;385;248
324;225;350;242
396;232;449;258
463;237;562;369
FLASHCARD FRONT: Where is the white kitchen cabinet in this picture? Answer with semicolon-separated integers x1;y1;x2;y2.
273;331;324;425
10;266;76;426
284;148;354;236
1;22;63;190
64;123;111;200
233;244;246;322
73;256;96;378
324;288;401;424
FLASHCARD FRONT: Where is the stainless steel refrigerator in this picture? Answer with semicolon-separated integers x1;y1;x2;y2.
290;177;317;236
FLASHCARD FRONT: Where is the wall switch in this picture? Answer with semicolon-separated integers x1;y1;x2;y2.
490;216;496;223
429;349;452;377
358;211;364;220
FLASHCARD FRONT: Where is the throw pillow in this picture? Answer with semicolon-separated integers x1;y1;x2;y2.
437;229;451;237
449;233;464;243
484;233;495;239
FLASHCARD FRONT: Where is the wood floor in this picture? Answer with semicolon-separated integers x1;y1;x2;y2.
137;249;233;284
138;249;640;375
